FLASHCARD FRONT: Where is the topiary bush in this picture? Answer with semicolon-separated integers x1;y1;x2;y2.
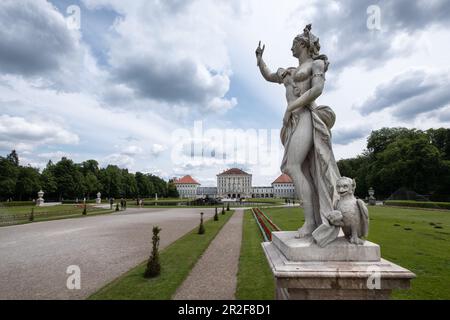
29;208;34;222
144;226;162;278
222;206;225;215
214;207;219;221
227;202;230;211
198;212;205;234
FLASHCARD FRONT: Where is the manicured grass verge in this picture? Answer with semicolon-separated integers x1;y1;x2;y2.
261;206;450;300
89;211;234;300
0;205;114;227
235;210;275;300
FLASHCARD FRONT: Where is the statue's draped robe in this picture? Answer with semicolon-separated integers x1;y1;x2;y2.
281;104;341;230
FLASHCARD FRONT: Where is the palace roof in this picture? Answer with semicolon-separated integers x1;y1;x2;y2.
174;175;200;185
217;168;251;176
272;174;293;184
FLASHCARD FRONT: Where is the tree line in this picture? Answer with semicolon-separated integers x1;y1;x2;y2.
337;127;450;201
0;151;179;201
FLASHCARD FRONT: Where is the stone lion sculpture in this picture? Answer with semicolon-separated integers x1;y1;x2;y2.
334;177;369;245
312;177;369;247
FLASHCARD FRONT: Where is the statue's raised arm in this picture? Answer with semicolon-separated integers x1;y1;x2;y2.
255;41;282;84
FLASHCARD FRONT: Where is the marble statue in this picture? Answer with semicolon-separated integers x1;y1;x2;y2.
258;25;415;301
256;24;341;239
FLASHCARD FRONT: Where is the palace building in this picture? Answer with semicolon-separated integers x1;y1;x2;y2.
271;174;296;198
174;169;296;200
173;175;200;198
217;168;252;199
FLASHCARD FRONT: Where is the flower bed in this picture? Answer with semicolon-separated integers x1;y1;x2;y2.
251;207;281;241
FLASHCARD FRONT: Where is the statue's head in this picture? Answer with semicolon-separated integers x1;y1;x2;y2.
336;177;356;197
292;24;320;59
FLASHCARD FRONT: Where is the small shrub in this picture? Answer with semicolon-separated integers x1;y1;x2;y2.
214;207;219;221
227;202;230;211
144;226;162;278
198;212;205;234
115;203;120;211
29;208;34;222
222;206;225;215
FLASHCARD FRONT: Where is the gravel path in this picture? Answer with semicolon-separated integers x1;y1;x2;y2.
0;208;214;300
173;209;244;300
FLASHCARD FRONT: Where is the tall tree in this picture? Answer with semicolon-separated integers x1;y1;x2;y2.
167;181;179;198
427;128;450;160
368;134;442;197
0;155;19;200
84;172;100;199
15;166;41;201
41;161;57;200
99;165;123;198
53;157;81;200
6;150;19;166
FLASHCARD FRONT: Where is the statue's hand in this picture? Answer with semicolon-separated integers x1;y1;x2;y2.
255;41;265;66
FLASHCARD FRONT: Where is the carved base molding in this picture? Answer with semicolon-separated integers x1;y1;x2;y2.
262;233;415;300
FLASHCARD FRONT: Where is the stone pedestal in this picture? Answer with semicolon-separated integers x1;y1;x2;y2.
262;231;415;300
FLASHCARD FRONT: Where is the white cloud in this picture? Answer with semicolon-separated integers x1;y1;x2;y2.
101;153;134;168
0;115;79;152
121;145;143;156
150;144;166;157
84;0;238;115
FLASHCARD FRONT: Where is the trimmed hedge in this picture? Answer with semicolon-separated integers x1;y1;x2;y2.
384;200;450;210
61;200;97;204
0;201;35;207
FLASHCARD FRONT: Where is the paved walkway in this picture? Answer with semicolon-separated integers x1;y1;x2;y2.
0;208;215;300
173;209;244;300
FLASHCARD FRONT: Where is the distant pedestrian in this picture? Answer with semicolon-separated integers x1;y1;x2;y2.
120;198;124;210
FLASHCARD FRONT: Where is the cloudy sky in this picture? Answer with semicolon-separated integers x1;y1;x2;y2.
1;0;449;186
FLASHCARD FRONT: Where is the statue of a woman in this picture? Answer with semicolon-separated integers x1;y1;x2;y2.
256;24;341;238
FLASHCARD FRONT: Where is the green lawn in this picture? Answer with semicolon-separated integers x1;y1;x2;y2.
237;206;450;300
236;210;275;300
89;210;234;300
0;204;114;226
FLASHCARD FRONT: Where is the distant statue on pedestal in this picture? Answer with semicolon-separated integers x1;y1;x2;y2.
96;192;102;204
36;190;45;207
